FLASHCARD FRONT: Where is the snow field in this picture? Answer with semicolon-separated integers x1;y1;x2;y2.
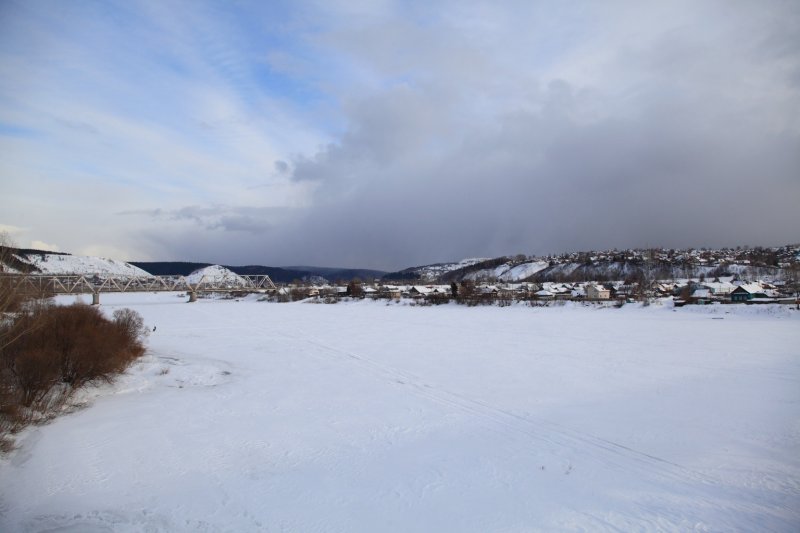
1;295;798;532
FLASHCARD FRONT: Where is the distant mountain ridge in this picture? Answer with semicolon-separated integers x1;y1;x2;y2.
283;266;387;282
131;262;311;283
132;262;387;283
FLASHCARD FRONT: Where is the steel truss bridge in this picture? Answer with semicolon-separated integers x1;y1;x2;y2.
1;273;276;304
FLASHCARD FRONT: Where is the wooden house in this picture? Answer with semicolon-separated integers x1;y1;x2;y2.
730;284;768;302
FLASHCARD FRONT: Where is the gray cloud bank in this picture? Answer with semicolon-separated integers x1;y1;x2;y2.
216;1;799;270
6;1;796;269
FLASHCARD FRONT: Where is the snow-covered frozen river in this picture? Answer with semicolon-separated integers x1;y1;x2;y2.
2;294;799;532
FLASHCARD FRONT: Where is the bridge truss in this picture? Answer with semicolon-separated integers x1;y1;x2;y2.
1;273;276;303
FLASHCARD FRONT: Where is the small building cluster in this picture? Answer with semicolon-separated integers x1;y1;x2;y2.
273;275;798;307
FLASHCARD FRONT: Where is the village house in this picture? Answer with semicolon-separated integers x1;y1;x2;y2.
479;285;500;296
409;286;432;297
689;288;713;304
429;285;452;295
362;286;377;298
586;284;611;300
730;283;768;302
380;285;402;299
703;281;735;295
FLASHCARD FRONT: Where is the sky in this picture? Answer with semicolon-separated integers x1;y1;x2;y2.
1;0;798;270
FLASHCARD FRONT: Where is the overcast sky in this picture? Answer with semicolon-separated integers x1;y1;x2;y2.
1;0;798;270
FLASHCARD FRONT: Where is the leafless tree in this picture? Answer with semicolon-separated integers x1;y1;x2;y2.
347;279;364;298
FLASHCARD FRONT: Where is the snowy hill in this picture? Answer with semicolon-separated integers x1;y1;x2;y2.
10;250;151;277
463;260;550;282
185;265;248;286
383;258;490;282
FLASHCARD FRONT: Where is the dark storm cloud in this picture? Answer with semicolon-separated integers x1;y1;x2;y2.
234;0;799;270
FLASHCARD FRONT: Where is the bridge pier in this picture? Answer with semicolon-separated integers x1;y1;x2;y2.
92;292;100;305
188;291;197;303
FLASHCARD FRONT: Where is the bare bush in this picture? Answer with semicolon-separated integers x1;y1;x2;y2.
113;308;149;345
1;303;147;452
426;294;450;305
289;287;310;301
6;304;145;391
497;292;514;307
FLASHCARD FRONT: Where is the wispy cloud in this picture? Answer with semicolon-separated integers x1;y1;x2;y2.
0;0;329;259
120;204;292;234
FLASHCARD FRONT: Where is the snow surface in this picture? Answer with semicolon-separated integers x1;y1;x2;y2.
14;252;151;277
1;295;799;532
464;263;511;281
185;265;248;286
412;258;490;281
498;261;549;281
463;260;550;282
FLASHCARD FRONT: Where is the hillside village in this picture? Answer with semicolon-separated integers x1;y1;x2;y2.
281;244;800;306
385;244;800;283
